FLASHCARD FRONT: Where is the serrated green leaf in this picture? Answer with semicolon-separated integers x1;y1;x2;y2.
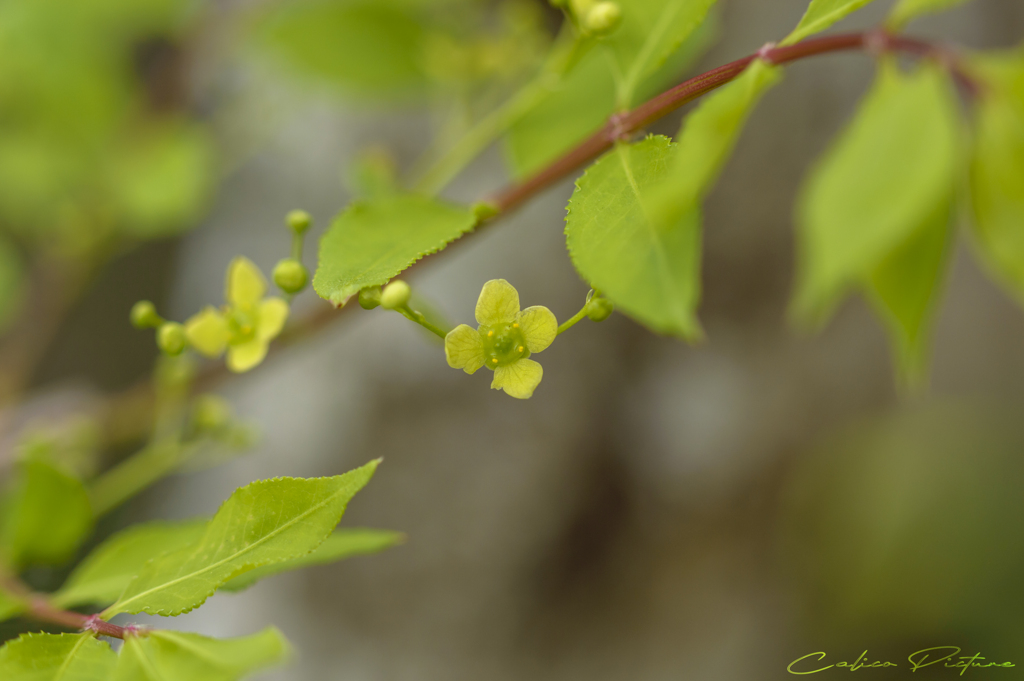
113;629;289;681
0;460;93;569
0;632;116;681
970;49;1024;305
651;60;781;228
313;196;476;306
566;135;702;338
781;0;879;47
52;519;207;609
602;0;718;106
104;460;379;617
793;62;960;327
255;0;428;97
220;527;403;592
506;13;715;179
865;200;953;382
888;0;972;29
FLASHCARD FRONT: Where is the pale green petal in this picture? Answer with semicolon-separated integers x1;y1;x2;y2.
445;324;486;374
475;279;520;326
490;358;543;399
227;257;266;308
257;297;289;341
184;306;229;357
227;339;269;373
516;306;557;353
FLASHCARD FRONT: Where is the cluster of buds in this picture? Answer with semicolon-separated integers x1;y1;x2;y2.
130;210;314;373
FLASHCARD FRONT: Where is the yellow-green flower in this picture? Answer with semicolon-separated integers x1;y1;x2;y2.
445;279;557;399
184;257;289;373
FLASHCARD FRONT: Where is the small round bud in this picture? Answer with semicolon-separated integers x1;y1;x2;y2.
272;258;308;294
584;2;622;35
130;300;161;329
286;209;312;234
358;286;382;310
156;322;187;356
380;281;411;310
472;202;499;222
192;394;232;432
586;297;614;322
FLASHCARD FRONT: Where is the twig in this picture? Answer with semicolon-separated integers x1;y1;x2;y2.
67;29;985;449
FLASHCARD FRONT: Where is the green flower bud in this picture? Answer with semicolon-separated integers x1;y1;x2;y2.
272;258;308;294
472;202;499;222
358;286;382;310
586;296;614;322
584;2;622;35
130;300;161;329
286;209;313;234
157;322;187;356
380;280;411;310
192;394;232;432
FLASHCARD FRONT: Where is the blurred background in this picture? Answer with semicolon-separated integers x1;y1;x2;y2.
1;0;1023;678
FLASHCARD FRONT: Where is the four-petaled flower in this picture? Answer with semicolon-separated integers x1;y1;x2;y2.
185;257;289;373
445;279;557;399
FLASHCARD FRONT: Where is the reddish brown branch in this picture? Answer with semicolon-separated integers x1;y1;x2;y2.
490;30;975;213
54;29;981;452
0;573;134;639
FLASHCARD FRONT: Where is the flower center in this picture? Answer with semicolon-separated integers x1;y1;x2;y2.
481;322;528;368
227;307;258;344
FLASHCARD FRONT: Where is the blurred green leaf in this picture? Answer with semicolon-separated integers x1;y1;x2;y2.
781;400;1024;642
865;199;952;382
0;237;24;332
0;586;25;623
52;519;207;609
113;629;289;681
0;134;85;236
792;62;960;326
651;60;781;230
0;460;94;569
888;0;972;28
602;0;718;106
970;49;1024;305
0;632;116;681
505;14;716;179
107;122;216;238
255;0;429;97
0;0;212;247
781;0;879;46
104;460;380;617
313;196;477;306
220;528;404;592
565;135;702;338
506;50;616;180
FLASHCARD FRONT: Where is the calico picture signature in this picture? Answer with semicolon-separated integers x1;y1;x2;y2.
787;647;1015;675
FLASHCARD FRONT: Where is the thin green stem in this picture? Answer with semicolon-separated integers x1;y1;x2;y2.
291;232;304;261
412;24;587;196
88;441;200;516
397;306;448;339
557;305;589;335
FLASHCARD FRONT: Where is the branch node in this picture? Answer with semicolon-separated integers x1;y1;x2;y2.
123;624;148;637
865;28;890;58
82;614;104;633
757;42;778;64
609;112;631;142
